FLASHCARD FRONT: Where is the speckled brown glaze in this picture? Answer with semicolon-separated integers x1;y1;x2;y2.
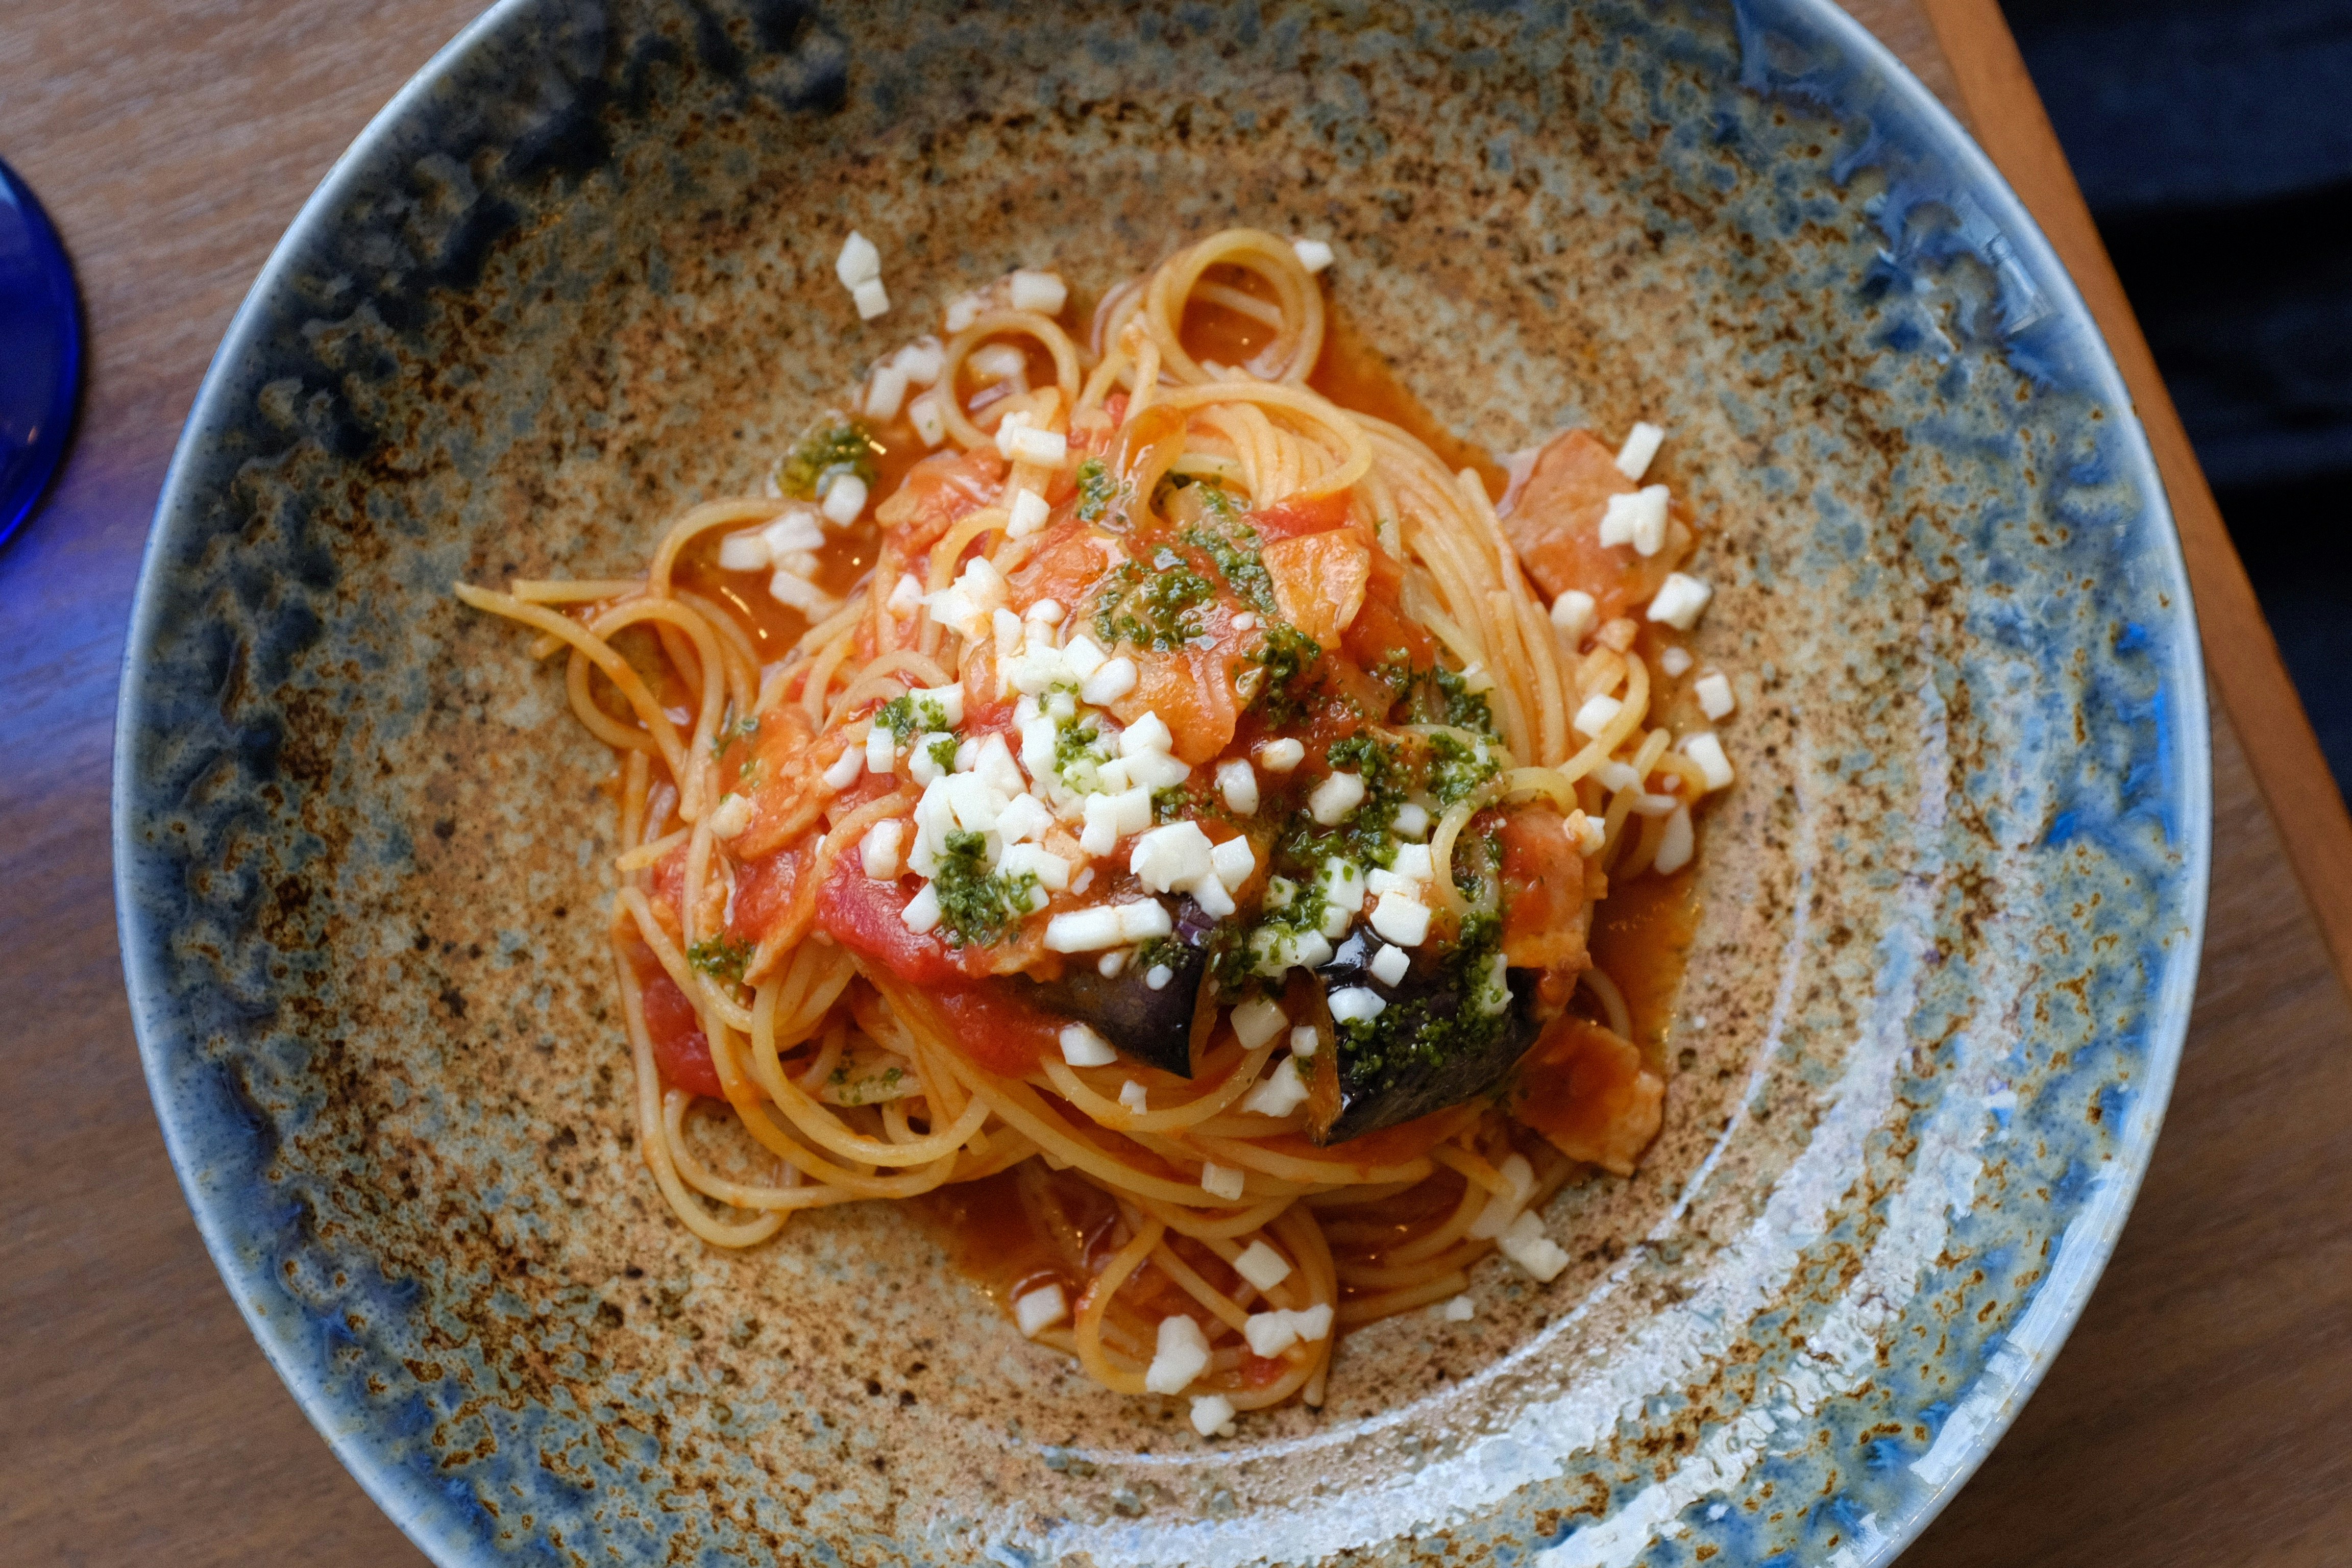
117;1;2207;1564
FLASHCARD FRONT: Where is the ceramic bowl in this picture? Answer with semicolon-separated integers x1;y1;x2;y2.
116;1;2209;1563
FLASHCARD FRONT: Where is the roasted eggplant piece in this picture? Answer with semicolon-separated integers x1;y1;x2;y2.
1019;897;1211;1077
1307;928;1544;1144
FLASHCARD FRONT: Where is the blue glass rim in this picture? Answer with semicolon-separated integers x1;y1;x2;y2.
0;156;85;550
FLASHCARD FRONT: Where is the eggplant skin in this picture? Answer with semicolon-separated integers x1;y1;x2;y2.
1018;898;1206;1077
1311;929;1543;1144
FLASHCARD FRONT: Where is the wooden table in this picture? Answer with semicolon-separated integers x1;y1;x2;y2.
3;2;2346;1562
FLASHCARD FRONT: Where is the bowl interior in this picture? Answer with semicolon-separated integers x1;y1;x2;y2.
117;1;2207;1564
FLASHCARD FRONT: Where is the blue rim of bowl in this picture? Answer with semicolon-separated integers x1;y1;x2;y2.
0;157;86;551
113;1;2212;1562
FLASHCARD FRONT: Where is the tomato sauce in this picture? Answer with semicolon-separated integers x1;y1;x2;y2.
1583;867;1699;1072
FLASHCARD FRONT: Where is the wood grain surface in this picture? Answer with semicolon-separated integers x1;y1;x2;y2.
1;3;2343;1564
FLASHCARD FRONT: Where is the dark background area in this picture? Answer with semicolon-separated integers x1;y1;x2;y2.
2001;0;2352;795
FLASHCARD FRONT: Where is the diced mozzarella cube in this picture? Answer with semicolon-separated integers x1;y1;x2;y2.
1319;860;1365;935
1441;1294;1475;1322
1014;1282;1068;1337
1233;1239;1292;1292
1189;1393;1237;1438
901;883;941;934
895;336;945;385
1216;759;1259;815
706;793;754;839
1570;810;1606;856
1258;738;1305;773
1695;672;1736;719
974;734;1025;797
1391;802;1430;841
1654;804;1695;874
1144;963;1173;989
1145;1314;1211;1394
1242;1059;1309;1117
1059;1022;1117;1066
1289;1303;1333;1342
1309;771;1365;825
1188;873;1236;920
1008;487;1050;537
1199;1162;1246;1202
1573;694;1624;740
835;231;880;288
718;530;773;571
1390;843;1434;883
1368;943;1410;986
943;773;1006;833
1244;1310;1301;1358
908;392;947;448
1044;905;1123;952
1593;760;1640;792
1614;421;1665;481
908;733;952;786
917;682;967;727
1467;1153;1536;1238
823;745;864;790
1008;269;1068;314
1025;597;1064;627
866;362;910;422
1498;1209;1570;1282
1292;237;1335;273
1120;711;1174;758
1658;644;1694;677
866;724;897;775
887;573;925;616
1683;732;1734;792
861;820;904;879
852;277;890;320
1210;836;1256;893
1289;1024;1319;1058
943;292;982;333
1116;900;1173;942
1082;655;1137;705
1597;484;1668;554
995;414;1068;467
1131;821;1215;892
970;344;1027;383
1647;572;1713;630
1061;634;1107;681
1550;589;1597;647
1000;842;1072;891
996;793;1054;844
768;570;838;615
1119;1079;1148;1112
1370;891;1432;947
1327;986;1386;1024
1230;996;1288;1050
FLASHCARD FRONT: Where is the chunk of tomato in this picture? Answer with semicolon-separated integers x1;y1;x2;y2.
815;855;961;986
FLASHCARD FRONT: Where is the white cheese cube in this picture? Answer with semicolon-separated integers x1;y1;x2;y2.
943;774;1006;834
916;681;967;727
996;793;1054;845
1145;963;1173;989
866;724;897;775
1391;802;1430;842
1257;737;1305;773
1289;1024;1319;1058
1008;487;1050;537
1390;843;1434;883
1550;589;1597;647
1368;943;1410;986
1199;1162;1246;1202
1242;1060;1310;1117
767;570;838;615
1044;905;1125;952
852;277;890;320
887;573;925;616
1008;269;1068;314
1216;758;1260;815
1695;672;1736;719
943;292;982;333
1598;484;1669;554
1292;237;1335;273
1059;1022;1117;1066
1131;821;1215;892
1230;996;1288;1050
1061;634;1107;681
1309;771;1365;825
1115;900;1173;942
1614;421;1665;481
908;733;952;786
1573;693;1624;739
1370;891;1431;947
1653;804;1695;874
1498;1209;1570;1282
1014;1282;1068;1337
1188;873;1236;920
1327;986;1386;1024
706;794;754;839
1683;731;1734;792
717;530;773;571
974;734;1026;798
1025;597;1064;627
895;335;945;386
1570;810;1606;856
1210;836;1257;893
1079;794;1122;856
1233;1239;1292;1292
1658;645;1694;677
866;362;910;422
1145;1314;1211;1393
1120;711;1174;757
1647;572;1712;630
998;420;1067;468
1189;1393;1237;1438
1000;843;1071;891
860;820;904;879
1441;1294;1476;1322
1466;1154;1536;1239
901;883;941;934
835;230;880;287
1125;750;1191;791
908;392;947;448
1119;1079;1148;1112
1081;655;1137;705
1244;1310;1301;1358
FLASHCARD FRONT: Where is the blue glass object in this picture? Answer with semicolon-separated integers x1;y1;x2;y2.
0;158;83;549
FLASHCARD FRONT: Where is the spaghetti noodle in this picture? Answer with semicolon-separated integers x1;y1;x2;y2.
458;228;1733;1434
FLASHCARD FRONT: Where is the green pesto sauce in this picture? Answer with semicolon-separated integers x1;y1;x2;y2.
932;829;1040;948
874;693;951;744
1333;911;1509;1076
686;934;753;983
778;419;877;502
